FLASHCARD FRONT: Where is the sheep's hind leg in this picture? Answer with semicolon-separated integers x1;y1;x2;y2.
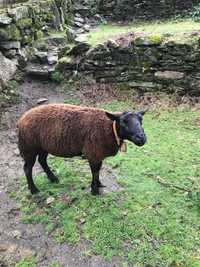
24;155;38;194
38;152;59;183
89;161;104;195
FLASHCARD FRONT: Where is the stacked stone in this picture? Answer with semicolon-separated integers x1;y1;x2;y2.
98;0;199;20
57;35;200;95
0;0;70;60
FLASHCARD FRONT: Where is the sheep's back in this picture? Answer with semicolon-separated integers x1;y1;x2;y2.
17;104;115;159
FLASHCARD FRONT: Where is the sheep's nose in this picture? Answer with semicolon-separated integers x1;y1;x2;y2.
135;133;145;139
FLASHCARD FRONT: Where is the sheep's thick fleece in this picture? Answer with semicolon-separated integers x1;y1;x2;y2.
17;104;119;163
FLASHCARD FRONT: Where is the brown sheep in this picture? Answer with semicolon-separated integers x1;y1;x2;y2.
17;104;147;195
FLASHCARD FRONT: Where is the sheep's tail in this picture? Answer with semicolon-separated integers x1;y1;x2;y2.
17;125;26;160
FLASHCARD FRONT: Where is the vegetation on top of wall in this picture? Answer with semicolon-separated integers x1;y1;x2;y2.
86;19;200;46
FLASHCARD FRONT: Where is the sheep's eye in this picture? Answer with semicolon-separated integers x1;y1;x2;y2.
123;118;128;124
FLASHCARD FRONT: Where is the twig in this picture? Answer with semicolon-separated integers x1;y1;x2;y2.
147;174;192;193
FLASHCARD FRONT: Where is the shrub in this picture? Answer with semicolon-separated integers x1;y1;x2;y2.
190;4;200;21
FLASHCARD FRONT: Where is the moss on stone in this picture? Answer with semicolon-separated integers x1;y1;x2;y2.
22;35;34;45
58;56;73;64
0;24;21;41
34;40;48;51
147;34;163;45
16;18;32;29
0;28;9;40
57;56;74;70
34;30;44;40
134;34;163;46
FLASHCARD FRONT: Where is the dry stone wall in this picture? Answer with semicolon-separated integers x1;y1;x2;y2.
57;35;200;96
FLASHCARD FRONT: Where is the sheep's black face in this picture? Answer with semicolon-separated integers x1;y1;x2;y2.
119;111;146;146
106;110;147;147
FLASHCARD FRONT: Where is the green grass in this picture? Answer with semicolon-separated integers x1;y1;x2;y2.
86;19;200;46
15;257;37;267
13;101;200;266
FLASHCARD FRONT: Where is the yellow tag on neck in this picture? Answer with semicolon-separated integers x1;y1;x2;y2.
120;142;127;153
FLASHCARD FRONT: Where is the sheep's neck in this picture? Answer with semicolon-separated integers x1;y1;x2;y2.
112;121;127;152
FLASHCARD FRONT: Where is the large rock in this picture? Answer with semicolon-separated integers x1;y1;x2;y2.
0;24;21;41
0;15;12;25
25;63;55;77
0;41;21;50
0;52;17;91
155;71;184;80
68;42;91;56
134;35;163;46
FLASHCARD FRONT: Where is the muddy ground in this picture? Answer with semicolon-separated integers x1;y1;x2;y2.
0;78;122;267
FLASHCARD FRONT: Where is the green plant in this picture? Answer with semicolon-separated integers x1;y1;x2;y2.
190;4;200;22
51;71;64;83
0;80;21;109
87;0;101;15
15;257;36;267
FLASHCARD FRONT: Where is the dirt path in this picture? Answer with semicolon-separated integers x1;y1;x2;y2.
0;79;121;267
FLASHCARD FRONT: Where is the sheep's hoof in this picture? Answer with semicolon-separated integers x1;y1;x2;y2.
91;188;100;196
97;181;106;188
30;187;39;194
48;175;59;183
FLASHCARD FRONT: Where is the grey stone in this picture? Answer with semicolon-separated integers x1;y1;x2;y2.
74;16;85;24
47;53;58;65
8;6;29;21
83;24;90;32
0;52;17;90
4;49;16;59
0;41;21;50
37;98;48;105
128;81;155;88
94;14;107;24
68;42;91;56
134;36;162;46
25;64;55;76
35;51;48;64
107;39;119;49
0;15;12;25
75;34;88;43
17;48;28;67
73;20;84;28
155;71;184;80
76;28;85;34
66;27;77;42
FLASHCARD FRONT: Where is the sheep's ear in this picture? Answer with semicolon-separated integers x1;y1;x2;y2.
138;109;148;116
105;112;120;122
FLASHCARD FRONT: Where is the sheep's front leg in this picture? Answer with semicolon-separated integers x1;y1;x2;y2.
89;161;104;195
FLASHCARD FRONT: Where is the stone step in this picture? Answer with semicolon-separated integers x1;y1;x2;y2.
25;63;55;77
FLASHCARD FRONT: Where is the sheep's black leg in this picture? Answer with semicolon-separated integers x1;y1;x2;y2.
38;152;59;183
24;155;38;194
89;161;103;195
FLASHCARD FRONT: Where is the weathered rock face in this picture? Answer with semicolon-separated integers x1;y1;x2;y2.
0;0;73;54
0;0;73;85
57;34;200;95
0;52;17;91
97;0;199;20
